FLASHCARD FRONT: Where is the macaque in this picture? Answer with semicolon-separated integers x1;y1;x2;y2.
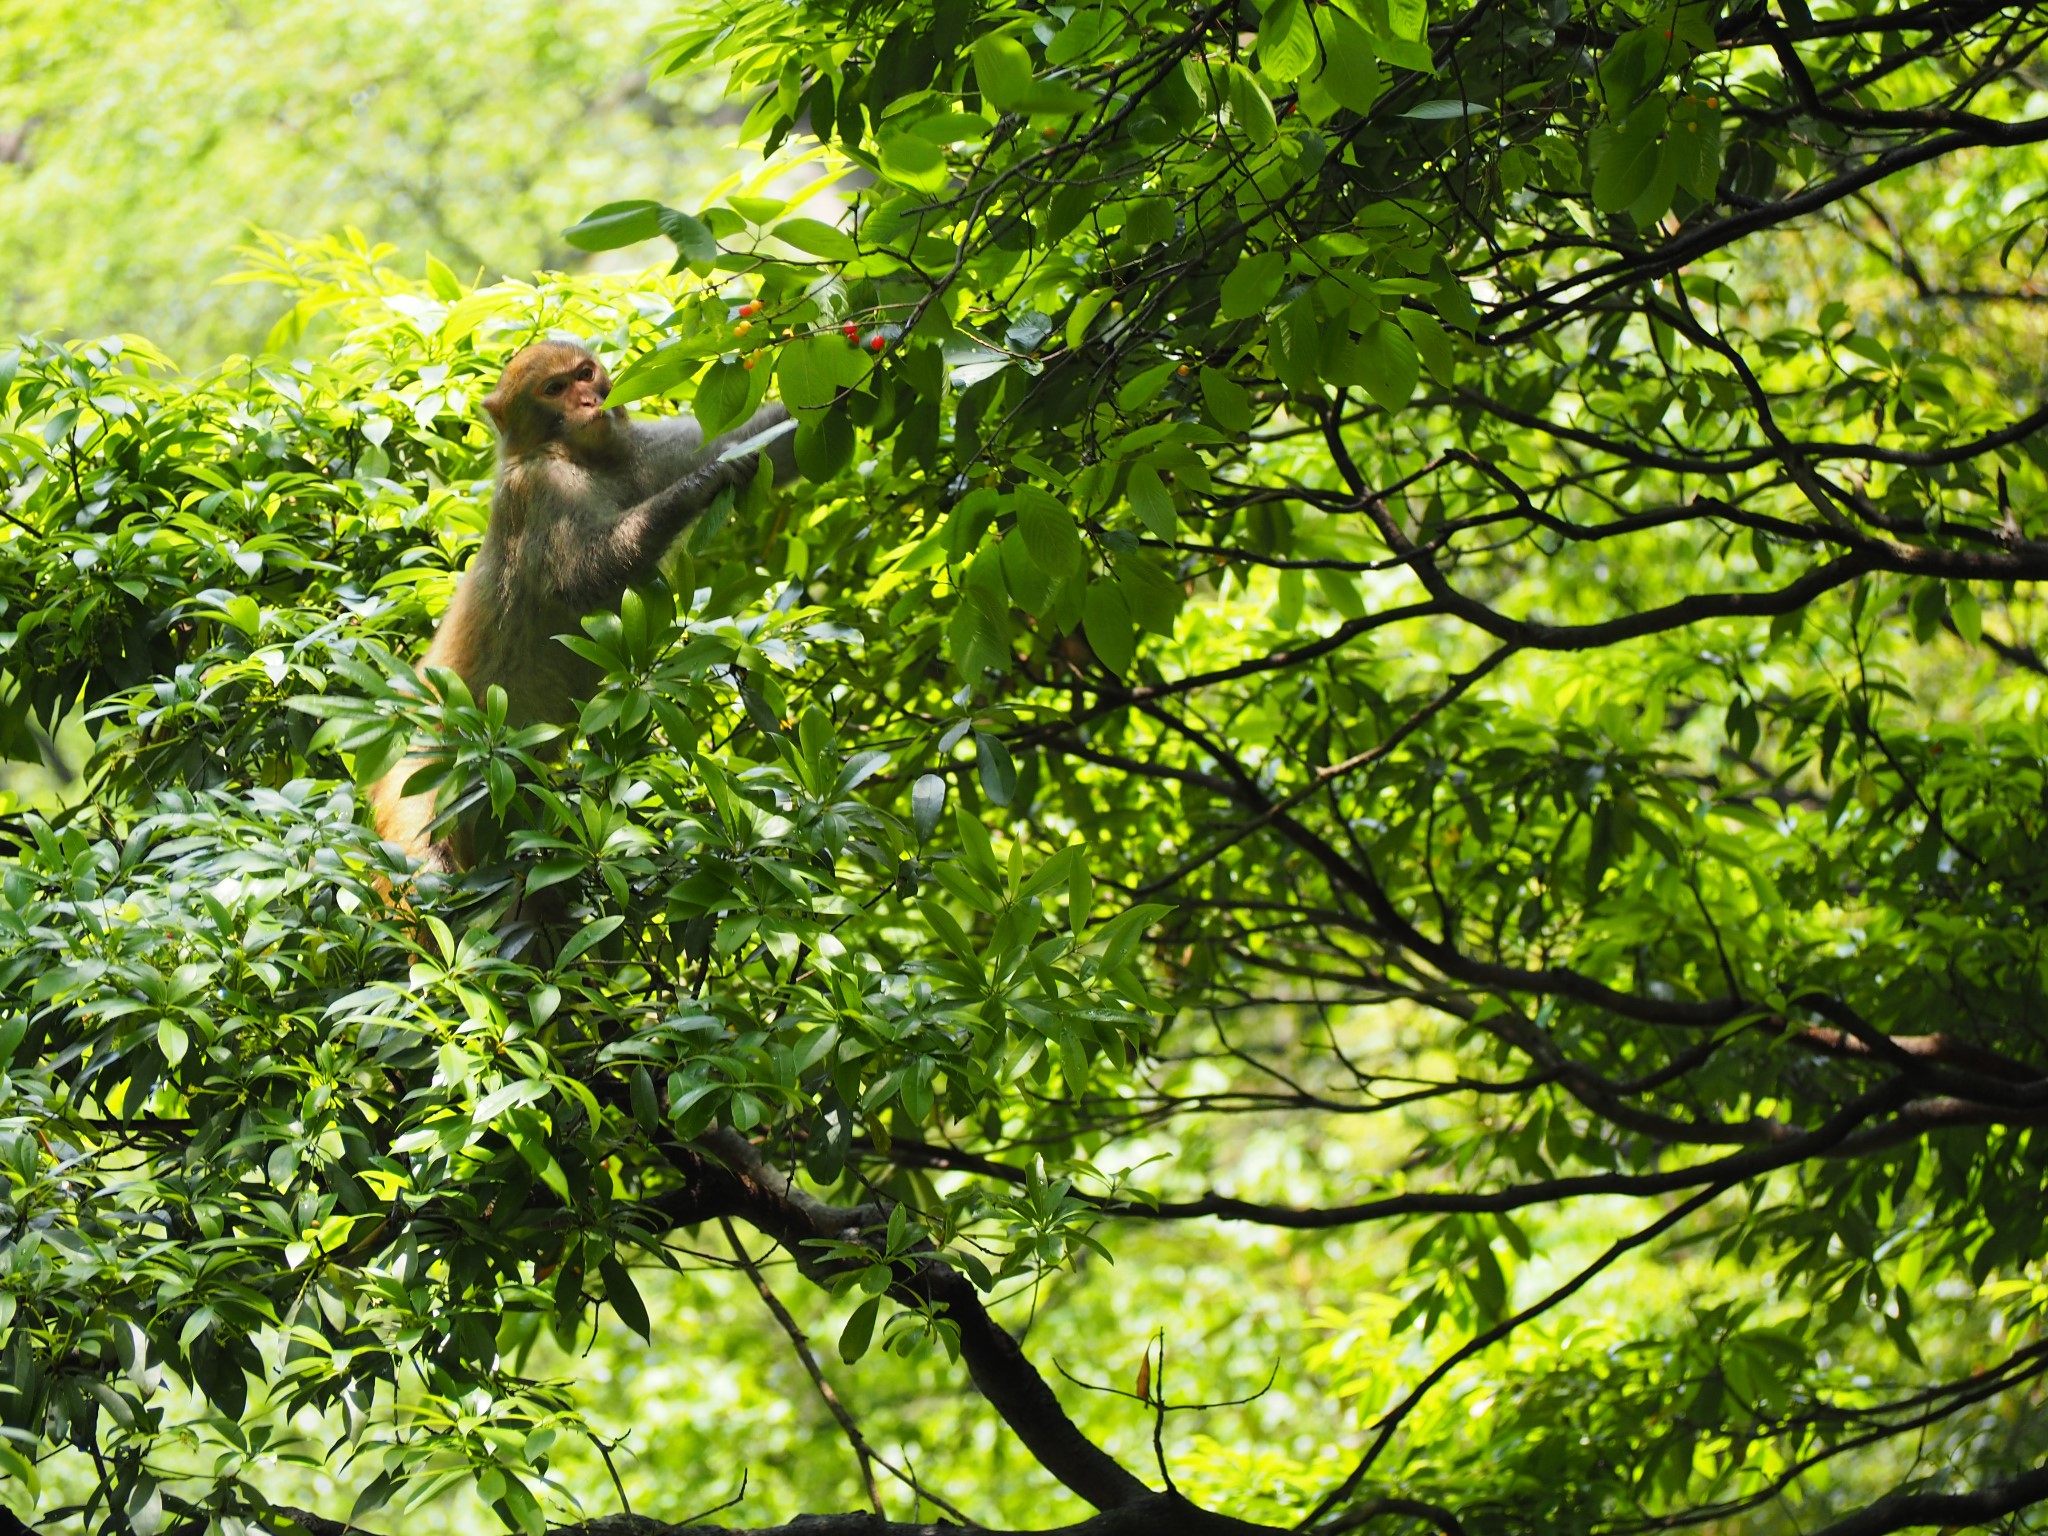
370;339;797;870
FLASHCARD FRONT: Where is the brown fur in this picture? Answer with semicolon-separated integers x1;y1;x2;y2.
369;340;796;870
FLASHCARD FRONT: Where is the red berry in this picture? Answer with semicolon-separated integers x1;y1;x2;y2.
868;335;886;352
842;322;860;337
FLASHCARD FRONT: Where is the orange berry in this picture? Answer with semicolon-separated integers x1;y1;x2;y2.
743;356;757;370
735;320;753;336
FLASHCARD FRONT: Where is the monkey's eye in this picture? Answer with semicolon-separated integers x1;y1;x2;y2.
544;380;569;396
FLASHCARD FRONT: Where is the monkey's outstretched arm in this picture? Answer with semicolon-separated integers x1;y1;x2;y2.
702;403;800;475
549;409;799;608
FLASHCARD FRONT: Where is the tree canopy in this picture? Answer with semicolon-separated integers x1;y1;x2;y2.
3;0;2048;1533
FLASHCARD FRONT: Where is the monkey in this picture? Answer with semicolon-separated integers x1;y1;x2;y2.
369;338;798;871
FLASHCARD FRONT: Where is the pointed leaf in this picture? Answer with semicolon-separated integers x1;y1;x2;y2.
973;34;1035;112
564;201;664;251
912;773;948;840
1083;581;1136;676
1199;366;1253;433
1219;251;1286;321
975;732;1018;806
1126;465;1176;540
1014;490;1086;576
1317;12;1386;113
1355;318;1420;411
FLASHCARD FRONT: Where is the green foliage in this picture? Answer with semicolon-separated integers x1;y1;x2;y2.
7;0;2048;1532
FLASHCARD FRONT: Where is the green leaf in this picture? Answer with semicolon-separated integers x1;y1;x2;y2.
1950;582;1982;642
795;409;857;480
840;1295;882;1362
1396;308;1454;384
1401;99;1488;120
1595;25;1666;114
1669;98;1724;201
1219;250;1286;322
498;1472;546;1536
879;132;951;194
1314;566;1366;619
973;34;1034;112
658;206;719;263
693;358;752;439
688;486;736;553
777;334;867;411
564;200;665;251
1257;0;1319;81
606;344;700;408
1066;290;1112;350
1126;464;1176;541
1627;136;1681;226
975;731;1018;805
630;1067;660;1130
556;914;625;967
1374;32;1436;73
1119;556;1185;636
912;772;948;840
1083;581;1136;676
1354;319;1420;410
1118;361;1178;411
1199;365;1254;433
1269;296;1321;392
1224;64;1277;146
1315;10;1387;112
772;217;858;260
1591;100;1667;214
1021;78;1098;115
1015;489;1086;576
600;1254;651;1342
425;254;463;302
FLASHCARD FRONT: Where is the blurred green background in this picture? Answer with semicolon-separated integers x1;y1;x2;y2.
0;0;731;363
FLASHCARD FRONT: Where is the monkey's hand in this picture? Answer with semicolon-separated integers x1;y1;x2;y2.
713;413;796;468
705;403;799;486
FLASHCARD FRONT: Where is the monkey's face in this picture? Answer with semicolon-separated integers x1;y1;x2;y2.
485;342;622;454
541;353;616;441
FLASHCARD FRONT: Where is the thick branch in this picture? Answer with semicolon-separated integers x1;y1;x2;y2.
659;1129;1154;1513
282;1491;1281;1536
1798;1459;2048;1536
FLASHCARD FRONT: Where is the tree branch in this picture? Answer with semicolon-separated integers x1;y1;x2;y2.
280;1490;1286;1536
1798;1459;2048;1536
